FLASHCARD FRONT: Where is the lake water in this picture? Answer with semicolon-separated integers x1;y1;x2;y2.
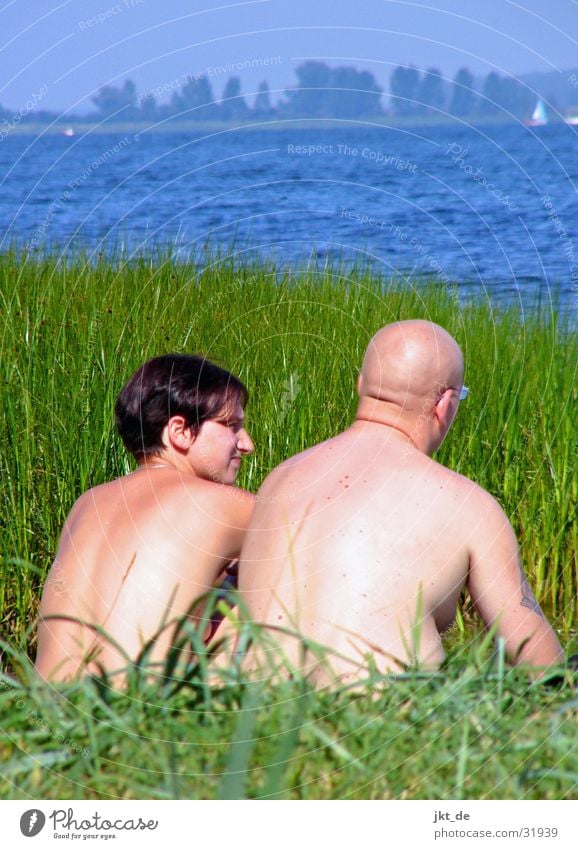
1;122;578;314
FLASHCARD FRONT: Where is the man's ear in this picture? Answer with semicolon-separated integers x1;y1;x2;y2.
164;415;194;451
434;389;457;431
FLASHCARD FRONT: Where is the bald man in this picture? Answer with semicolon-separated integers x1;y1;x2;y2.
238;320;563;687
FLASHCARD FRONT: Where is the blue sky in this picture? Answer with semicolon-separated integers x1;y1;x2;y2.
1;0;577;114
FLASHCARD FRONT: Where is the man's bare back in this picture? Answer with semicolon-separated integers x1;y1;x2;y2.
36;354;254;682
239;321;563;686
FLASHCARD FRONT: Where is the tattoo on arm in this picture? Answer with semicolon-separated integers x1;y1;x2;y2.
519;567;544;616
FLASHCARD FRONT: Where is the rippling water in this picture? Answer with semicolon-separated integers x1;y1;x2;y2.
1;123;577;312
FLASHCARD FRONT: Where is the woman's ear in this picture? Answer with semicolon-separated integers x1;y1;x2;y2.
164;415;194;451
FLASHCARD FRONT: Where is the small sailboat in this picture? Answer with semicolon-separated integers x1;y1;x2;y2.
526;98;548;126
61;127;75;137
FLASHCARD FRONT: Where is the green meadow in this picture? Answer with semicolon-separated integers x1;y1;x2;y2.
0;251;576;799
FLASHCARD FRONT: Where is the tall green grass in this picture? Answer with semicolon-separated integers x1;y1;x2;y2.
1;635;576;800
0;250;576;801
0;249;576;651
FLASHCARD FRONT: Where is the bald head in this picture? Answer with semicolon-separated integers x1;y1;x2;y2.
359;320;464;413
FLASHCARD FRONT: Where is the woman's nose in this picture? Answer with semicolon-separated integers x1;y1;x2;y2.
238;428;254;454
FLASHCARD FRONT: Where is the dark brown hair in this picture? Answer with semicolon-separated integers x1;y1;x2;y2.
115;354;248;458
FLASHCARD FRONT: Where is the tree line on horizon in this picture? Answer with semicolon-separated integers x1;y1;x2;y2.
0;62;550;127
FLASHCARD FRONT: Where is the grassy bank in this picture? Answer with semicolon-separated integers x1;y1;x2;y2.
0;251;576;798
1;636;577;800
1;250;575;644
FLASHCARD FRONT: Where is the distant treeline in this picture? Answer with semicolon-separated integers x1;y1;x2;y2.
390;67;535;119
1;62;573;127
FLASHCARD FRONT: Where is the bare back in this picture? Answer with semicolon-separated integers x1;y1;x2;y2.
37;468;254;680
239;424;479;684
239;319;563;685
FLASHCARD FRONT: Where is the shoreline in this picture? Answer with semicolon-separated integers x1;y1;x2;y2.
1;114;573;138
3;248;574;323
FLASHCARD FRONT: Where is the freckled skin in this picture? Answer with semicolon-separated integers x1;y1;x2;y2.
36;406;254;682
239;321;563;687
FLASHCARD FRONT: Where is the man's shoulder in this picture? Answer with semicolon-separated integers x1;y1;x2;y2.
257;435;339;489
430;463;514;541
253;451;312;500
428;458;503;513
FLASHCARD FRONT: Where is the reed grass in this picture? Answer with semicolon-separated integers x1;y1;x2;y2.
0;249;576;799
0;634;576;800
1;250;575;648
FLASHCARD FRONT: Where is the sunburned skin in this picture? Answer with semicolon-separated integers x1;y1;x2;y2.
238;321;564;687
36;399;255;682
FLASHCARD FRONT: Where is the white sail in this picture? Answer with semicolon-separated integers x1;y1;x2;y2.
531;99;548;125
